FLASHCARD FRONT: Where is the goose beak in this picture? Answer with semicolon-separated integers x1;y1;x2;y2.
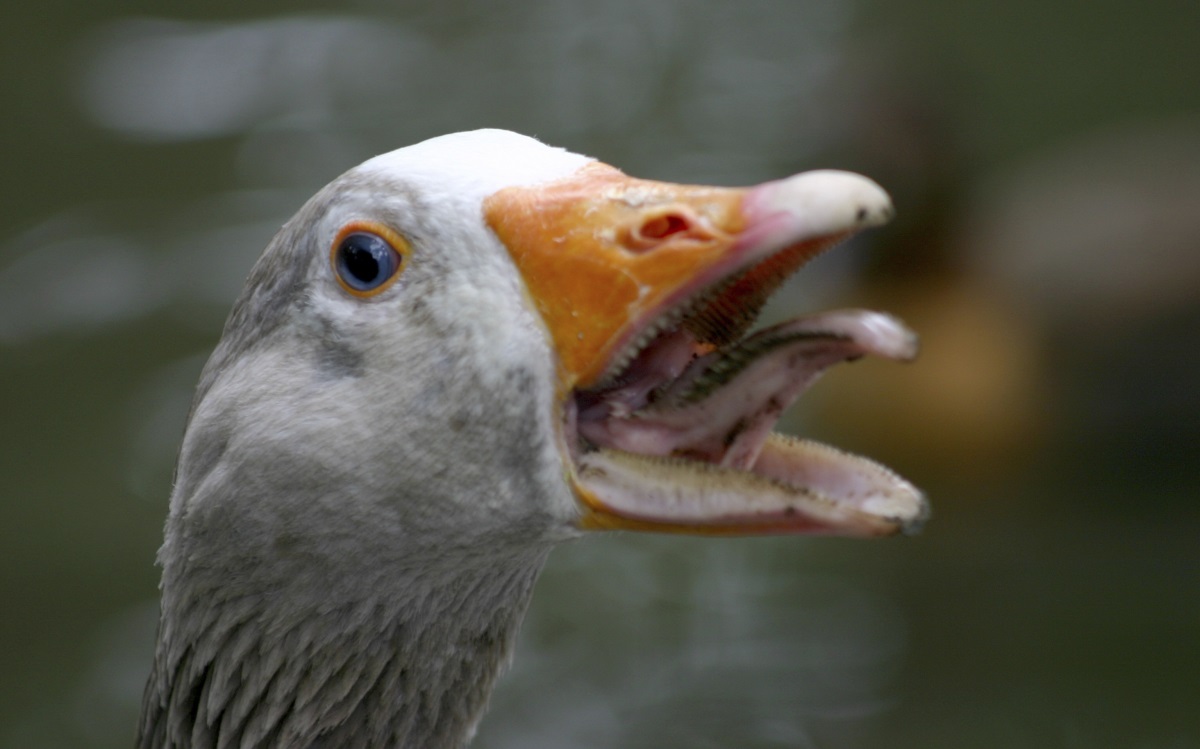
485;163;928;538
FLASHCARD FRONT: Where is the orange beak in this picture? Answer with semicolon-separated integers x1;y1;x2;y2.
487;162;882;390
486;160;924;537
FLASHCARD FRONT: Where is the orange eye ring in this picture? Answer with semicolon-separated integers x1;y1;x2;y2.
330;221;411;298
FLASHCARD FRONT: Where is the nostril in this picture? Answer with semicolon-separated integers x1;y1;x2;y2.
640;213;691;240
622;208;708;252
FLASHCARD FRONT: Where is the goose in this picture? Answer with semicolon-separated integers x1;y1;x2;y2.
137;129;927;749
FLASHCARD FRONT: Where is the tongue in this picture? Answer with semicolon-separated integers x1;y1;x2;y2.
578;310;917;467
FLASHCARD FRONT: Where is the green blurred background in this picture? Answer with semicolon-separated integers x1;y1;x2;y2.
2;1;1197;747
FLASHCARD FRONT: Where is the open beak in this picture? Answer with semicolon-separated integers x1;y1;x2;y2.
486;162;928;538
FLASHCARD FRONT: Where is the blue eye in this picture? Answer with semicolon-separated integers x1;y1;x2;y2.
332;228;406;296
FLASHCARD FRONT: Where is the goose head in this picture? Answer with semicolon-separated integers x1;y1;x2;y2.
140;129;926;748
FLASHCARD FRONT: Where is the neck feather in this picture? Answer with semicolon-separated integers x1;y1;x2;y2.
138;546;551;749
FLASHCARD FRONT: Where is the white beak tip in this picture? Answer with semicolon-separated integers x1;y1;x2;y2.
751;169;895;235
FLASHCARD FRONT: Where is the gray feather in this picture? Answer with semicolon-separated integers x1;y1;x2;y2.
139;147;577;748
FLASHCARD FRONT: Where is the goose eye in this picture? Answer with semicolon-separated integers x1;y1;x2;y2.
331;223;409;297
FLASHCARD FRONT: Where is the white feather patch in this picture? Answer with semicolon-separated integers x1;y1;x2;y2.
356;129;594;203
